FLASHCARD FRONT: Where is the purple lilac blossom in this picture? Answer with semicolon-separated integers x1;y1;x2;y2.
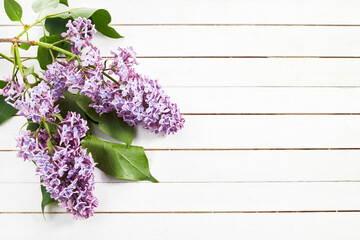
85;47;184;134
61;17;184;134
16;112;98;219
61;17;96;54
17;81;60;122
0;76;25;102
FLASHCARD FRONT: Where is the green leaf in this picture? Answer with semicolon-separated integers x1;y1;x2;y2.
19;43;31;50
0;81;18;125
37;35;61;70
69;7;96;19
40;184;56;215
23;65;35;78
59;0;68;6
27;121;39;131
32;0;59;13
99;112;134;146
4;0;22;22
46;139;53;154
75;94;133;145
75;93;101;122
68;8;122;38
45;17;70;36
56;91;87;119
82;135;158;182
91;9;122;38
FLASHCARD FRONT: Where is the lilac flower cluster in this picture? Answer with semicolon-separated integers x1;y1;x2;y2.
1;79;60;123
4;16;184;219
60;18;185;134
61;17;96;54
0;76;24;102
62;17;103;68
16;112;98;219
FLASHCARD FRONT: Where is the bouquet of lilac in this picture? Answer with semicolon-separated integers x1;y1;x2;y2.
0;0;184;219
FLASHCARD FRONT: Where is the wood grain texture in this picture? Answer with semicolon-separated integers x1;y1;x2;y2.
2;182;360;212
3;58;360;87
2;0;360;24
2;150;360;183
1;213;360;240
2;115;360;150
2;26;360;57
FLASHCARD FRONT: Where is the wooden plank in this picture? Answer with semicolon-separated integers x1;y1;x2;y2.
3;150;360;183
2;0;360;24
166;87;360;113
0;213;360;239
2;58;360;87
1;57;360;112
2;115;360;150
136;58;360;87
1;182;360;212
2;26;360;57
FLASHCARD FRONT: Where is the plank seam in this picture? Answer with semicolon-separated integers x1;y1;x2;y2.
4;24;360;27
5;56;360;59
1;210;360;214
4;148;360;151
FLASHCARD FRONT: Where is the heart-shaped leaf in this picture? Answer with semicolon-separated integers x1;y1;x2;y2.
98;112;134;146
40;184;56;215
91;9;122;38
0;81;18;125
56;91;87;119
75;93;101;122
82;135;158;182
32;0;59;13
45;17;70;36
76;94;133;146
37;35;61;70
4;0;22;22
59;0;68;6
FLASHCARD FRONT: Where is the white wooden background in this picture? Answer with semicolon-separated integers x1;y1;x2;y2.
1;0;360;239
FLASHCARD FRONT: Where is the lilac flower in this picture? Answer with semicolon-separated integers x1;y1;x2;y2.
80;47;184;134
58;17;185;134
10;81;60;122
0;76;25;103
16;112;98;219
61;17;103;68
61;17;96;54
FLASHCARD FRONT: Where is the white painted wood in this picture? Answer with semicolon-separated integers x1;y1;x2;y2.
6;75;360;112
0;213;359;240
3;58;360;87
1;182;360;212
4;57;360;87
2;150;360;183
2;115;360;150
136;58;360;87
3;0;360;24
0;0;360;237
166;87;360;113
2;26;360;57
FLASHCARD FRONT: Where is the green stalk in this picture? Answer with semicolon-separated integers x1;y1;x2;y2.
35;41;76;58
13;44;24;77
42;118;52;139
13;43;31;90
0;52;14;63
102;71;121;86
17;10;73;39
